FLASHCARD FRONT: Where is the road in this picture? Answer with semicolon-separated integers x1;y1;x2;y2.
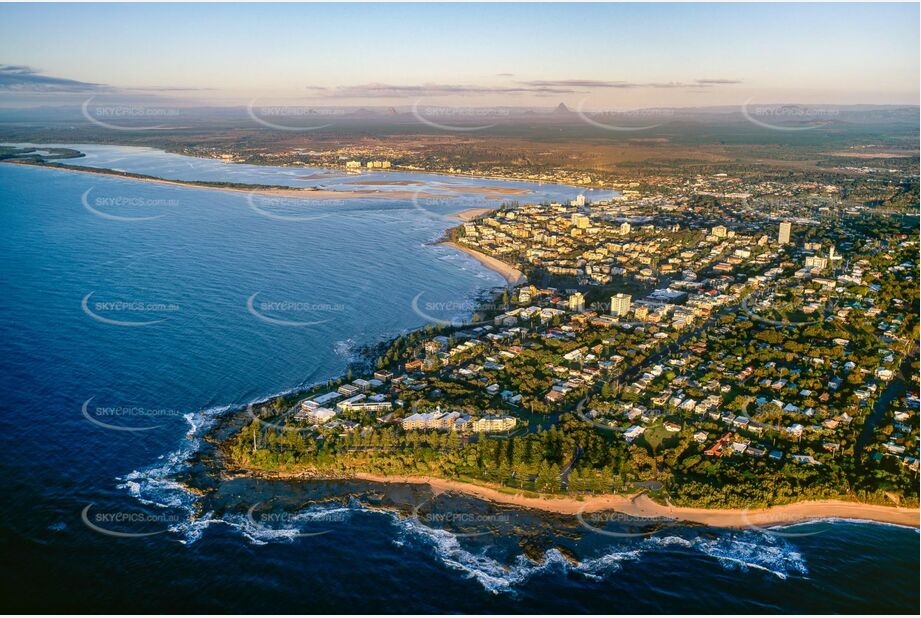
855;348;916;471
570;289;757;434
559;445;583;489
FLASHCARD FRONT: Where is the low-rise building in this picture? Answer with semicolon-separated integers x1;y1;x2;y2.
472;415;517;433
295;406;337;424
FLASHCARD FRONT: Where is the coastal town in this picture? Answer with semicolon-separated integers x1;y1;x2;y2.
4;3;920;613
234;174;919;509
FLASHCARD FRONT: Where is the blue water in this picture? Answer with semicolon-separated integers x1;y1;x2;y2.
0;147;918;613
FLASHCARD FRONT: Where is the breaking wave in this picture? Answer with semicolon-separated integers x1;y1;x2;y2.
116;404;806;588
186;502;359;546
645;532;808;580
117;405;229;543
393;519;809;593
768;517;920;533
333;338;357;361
395;516;571;593
392;515;642;594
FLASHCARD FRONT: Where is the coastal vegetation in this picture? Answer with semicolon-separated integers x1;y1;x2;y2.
0;145;83;162
7;158;308;191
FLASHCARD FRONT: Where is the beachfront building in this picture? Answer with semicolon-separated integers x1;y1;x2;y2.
336;394;365;412
402;410;515;433
472;416;517;433
302;391;343;408
402;409;457;431
338;399;393;414
295;406;337;424
338;383;361;397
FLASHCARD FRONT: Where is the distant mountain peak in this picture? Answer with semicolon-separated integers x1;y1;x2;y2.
554;102;572;114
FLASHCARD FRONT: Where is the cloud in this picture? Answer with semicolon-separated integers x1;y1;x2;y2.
0;64;105;92
518;79;742;89
295;78;744;101
520;79;647;89
304;82;577;98
695;78;743;85
129;86;218;92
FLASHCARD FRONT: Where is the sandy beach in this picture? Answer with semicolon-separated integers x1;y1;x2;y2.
143;178;438;200
352;473;920;529
5;160;519;202
450;207;494;221
343;179;425;186
441;240;526;286
448;185;531;195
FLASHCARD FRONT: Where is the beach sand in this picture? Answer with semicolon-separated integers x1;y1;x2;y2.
450;207;494;221
352;473;920;529
448;185;531;195
343;179;425;186
340;180;531;196
5;161;523;202
441;240;526;286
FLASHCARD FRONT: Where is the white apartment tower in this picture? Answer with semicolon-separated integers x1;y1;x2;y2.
778;221;792;245
571;213;590;229
611;293;632;317
568;292;585;313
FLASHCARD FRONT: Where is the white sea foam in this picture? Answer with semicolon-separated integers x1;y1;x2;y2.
117;360;365;543
645;531;809;580
394;512;811;594
392;515;643;594
768;517;920;533
572;548;644;581
645;534;694;548
395;515;564;593
119;400;810;584
191;512;302;546
117;404;230;542
333;338;357;361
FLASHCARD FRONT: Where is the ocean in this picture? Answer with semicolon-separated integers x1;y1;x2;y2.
0;145;917;613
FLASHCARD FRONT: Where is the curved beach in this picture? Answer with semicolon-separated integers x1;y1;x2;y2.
441;240;527;286
352;473;920;529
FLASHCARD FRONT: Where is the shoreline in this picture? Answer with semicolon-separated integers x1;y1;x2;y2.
5;140;613;192
2;159;525;202
441;240;527;287
349;473;920;529
43;144;911;533
450;207;494;221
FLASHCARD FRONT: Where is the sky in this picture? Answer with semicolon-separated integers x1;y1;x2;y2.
0;2;918;109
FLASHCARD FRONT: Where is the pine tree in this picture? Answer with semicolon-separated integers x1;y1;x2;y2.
601;381;612;398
